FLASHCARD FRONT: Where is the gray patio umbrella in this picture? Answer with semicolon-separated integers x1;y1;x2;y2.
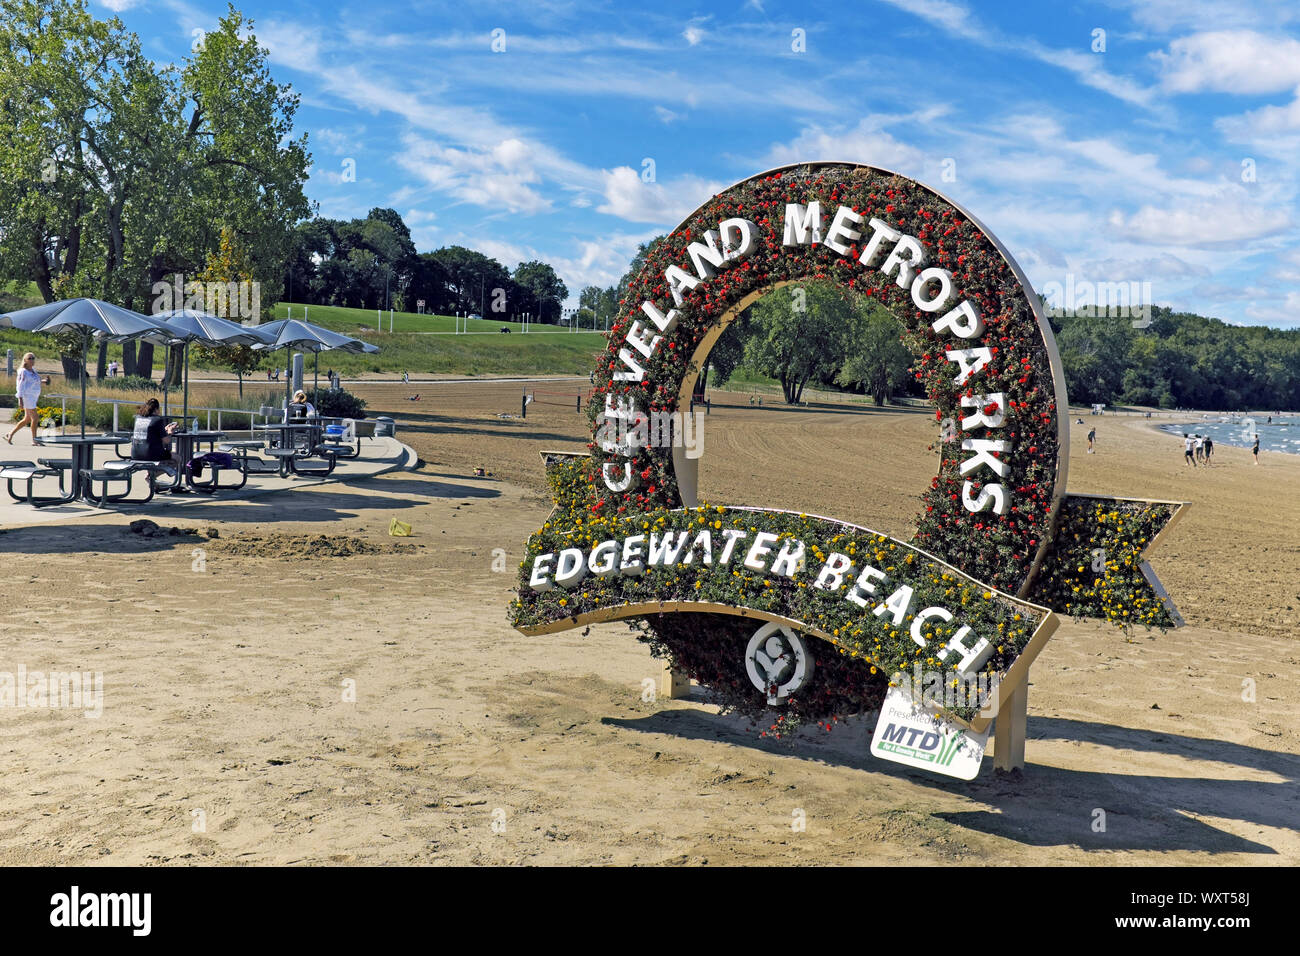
152;309;275;427
254;319;377;408
0;298;170;437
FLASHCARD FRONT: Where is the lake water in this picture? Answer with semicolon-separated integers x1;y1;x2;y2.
1158;416;1300;455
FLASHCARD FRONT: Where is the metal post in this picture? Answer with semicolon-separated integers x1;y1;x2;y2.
521;389;526;419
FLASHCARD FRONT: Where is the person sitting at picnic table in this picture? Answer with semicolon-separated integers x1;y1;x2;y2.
285;390;317;420
131;398;182;474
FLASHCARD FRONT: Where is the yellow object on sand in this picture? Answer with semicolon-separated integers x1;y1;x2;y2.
389;518;412;537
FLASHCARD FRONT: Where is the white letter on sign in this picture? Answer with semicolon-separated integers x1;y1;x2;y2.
960;439;1009;478
932;300;985;340
960;392;1005;429
909;606;954;648
945;347;993;385
719;218;759;261
687;229;727;280
962;481;1007;515
529;553;555;591
664;264;699;306
881;235;927;289
910;267;956;313
823;205;863;255
640;300;679;335
555;548;588;589
858;218;901;267
782;202;823;245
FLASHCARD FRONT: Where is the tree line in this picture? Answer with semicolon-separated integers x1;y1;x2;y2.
284;210;572;324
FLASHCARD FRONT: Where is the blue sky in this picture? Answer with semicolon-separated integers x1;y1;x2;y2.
97;0;1300;325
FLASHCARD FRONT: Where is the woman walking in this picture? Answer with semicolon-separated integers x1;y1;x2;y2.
6;352;50;445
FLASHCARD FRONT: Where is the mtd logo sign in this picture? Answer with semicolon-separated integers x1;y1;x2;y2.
876;723;965;768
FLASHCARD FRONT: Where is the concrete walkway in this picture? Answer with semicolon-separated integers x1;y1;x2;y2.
0;432;418;528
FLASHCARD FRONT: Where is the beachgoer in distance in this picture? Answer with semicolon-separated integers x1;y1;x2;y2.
1203;436;1213;464
1087;427;1096;454
1253;434;1260;464
1183;434;1196;467
6;352;51;445
1193;434;1204;462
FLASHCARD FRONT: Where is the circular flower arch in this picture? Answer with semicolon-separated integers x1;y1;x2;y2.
589;162;1070;598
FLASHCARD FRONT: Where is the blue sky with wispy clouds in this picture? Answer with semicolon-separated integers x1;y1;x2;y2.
96;0;1300;325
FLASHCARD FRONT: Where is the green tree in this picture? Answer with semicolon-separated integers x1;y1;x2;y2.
744;281;854;404
512;260;568;323
0;1;311;383
190;228;262;396
837;298;911;405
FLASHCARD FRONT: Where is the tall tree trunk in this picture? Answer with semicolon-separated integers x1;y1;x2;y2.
165;344;184;388
136;343;155;382
60;354;82;381
121;341;137;377
95;340;108;380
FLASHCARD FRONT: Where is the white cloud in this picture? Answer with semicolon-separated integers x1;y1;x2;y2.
395;135;555;215
1107;189;1293;247
96;0;145;11
1078;253;1210;281
597;167;723;225
1152;31;1300;94
683;26;704;46
654;105;682;124
762;115;934;177
1123;0;1300;33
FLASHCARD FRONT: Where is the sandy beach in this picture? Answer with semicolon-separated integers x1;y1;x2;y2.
0;386;1296;865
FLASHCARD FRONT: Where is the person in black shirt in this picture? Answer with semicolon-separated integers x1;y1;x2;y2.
131;398;181;463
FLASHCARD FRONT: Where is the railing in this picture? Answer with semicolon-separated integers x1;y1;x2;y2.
89;398;279;434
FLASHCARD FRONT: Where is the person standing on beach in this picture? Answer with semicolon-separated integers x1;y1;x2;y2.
1183;434;1196;467
1193;435;1204;462
1253;434;1260;465
1087;427;1096;454
6;352;50;445
1203;436;1213;464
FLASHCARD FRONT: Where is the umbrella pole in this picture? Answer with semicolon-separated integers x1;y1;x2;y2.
183;342;189;428
314;351;319;398
80;334;88;438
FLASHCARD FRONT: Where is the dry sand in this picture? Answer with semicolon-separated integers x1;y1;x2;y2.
0;384;1296;865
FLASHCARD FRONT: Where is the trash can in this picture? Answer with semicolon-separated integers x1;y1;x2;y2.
374;416;396;438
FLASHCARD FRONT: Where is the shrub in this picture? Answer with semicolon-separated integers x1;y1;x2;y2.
96;375;160;393
308;387;367;419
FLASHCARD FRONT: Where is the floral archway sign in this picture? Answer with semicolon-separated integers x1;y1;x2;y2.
511;162;1186;778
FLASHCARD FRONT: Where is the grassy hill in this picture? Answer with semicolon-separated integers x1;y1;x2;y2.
267;303;607;376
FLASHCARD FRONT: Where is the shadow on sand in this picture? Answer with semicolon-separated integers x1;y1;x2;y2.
604;707;1297;855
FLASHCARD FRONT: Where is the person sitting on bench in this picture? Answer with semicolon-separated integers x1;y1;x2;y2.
284;390;317;421
131;398;181;474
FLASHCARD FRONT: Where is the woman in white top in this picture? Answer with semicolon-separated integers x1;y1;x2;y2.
6;352;50;445
285;389;317;420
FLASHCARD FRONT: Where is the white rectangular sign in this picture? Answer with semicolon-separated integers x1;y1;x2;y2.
870;686;989;780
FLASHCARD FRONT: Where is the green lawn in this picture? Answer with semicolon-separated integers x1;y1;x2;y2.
272;301;606;336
